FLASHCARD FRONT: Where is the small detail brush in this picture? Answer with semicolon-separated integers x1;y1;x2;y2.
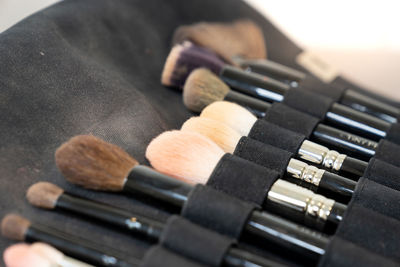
55;135;329;261
1;214;136;267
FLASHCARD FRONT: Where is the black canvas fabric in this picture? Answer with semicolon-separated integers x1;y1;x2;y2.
317;236;399;267
282;88;334;119
385;123;400;145
263;103;320;137
364;158;400;191
181;185;256;239
160;216;234;266
140;245;206;267
336;203;400;260
299;75;345;101
352;178;400;220
248;120;306;153
207;154;280;205
234;137;293;176
375;140;400;167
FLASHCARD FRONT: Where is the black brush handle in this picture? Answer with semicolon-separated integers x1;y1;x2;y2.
319;171;356;199
225;247;288;267
25;225;137;267
340;156;368;178
57;194;164;241
224;90;270;118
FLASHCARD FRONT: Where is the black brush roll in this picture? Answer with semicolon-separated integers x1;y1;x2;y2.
160;216;234;267
299;76;345;101
140;245;207;267
386;123;400;145
374;140;400;167
207;154;280;205
364;158;400;191
263;103;320;137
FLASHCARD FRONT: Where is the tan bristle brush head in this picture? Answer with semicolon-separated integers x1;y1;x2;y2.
161;44;184;86
181;117;241;154
26;182;64;210
183;68;230;112
55;135;139;191
146;130;225;184
31;243;64;264
172;20;266;64
1;214;31;241
201;101;257;136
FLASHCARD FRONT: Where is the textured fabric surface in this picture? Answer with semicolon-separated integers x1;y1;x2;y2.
263;103;320;137
384;123;400;145
248;119;306;153
337;203;400;261
364;158;400;191
234;137;293;176
299;75;345;101
317;236;399;267
352;178;400;220
207;154;280;205
140;245;206;267
160;216;234;266
375;140;400;167
182;185;256;239
283;88;334;119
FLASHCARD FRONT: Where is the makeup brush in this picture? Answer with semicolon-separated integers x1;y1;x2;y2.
200;101;369;178
3;243;53;267
183;69;380;161
27;182;292;267
1;214;136;267
173;20;400;123
55;135;329;261
165;43;392;141
182;116;356;200
146;131;346;231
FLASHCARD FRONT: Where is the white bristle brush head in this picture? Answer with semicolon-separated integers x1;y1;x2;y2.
181;117;241;153
3;243;52;267
200;101;257;136
146;130;225;184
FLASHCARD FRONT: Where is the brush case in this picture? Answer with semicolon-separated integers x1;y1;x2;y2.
363;159;400;190
374;140;400;167
141;245;207;267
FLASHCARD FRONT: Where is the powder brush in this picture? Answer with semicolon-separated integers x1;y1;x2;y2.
27;182;293;267
146;131;346;232
163;43;392;141
1;214;137;267
182;116;356;201
55;135;329;261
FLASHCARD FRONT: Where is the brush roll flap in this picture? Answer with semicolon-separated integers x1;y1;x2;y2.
317;236;399;267
351;178;400;220
181;184;256;238
234;137;293;176
374;140;400;167
248;119;306;153
159;216;234;266
363;158;400;191
299;75;345;101
385;122;400;145
207;154;280;205
335;203;400;260
283;88;335;119
262;103;320;137
141;245;207;267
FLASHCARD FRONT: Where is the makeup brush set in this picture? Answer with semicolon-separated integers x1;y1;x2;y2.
1;0;400;266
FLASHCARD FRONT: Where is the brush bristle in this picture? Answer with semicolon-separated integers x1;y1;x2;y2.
3;243;52;267
146;130;225;184
183;68;230;112
55;135;138;191
1;214;31;241
161;42;225;88
201;101;257;136
26;182;64;210
31;243;63;264
172;20;267;64
181;117;241;153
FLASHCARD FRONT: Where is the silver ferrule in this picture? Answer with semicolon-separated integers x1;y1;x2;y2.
268;180;335;221
298;140;347;171
287;159;325;186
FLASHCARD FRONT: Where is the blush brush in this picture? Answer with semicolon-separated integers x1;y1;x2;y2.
55;135;329;261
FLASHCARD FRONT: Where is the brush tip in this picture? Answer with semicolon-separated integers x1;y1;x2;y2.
183;68;230;112
4;243;52;267
55;135;138;191
30;242;64;264
1;214;30;241
161;44;184;86
26;182;64;210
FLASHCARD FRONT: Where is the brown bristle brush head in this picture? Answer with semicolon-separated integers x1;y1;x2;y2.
55;135;138;191
172;19;267;64
146;130;225;184
183;68;230;112
26;182;64;210
181;117;241;154
1;214;31;241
